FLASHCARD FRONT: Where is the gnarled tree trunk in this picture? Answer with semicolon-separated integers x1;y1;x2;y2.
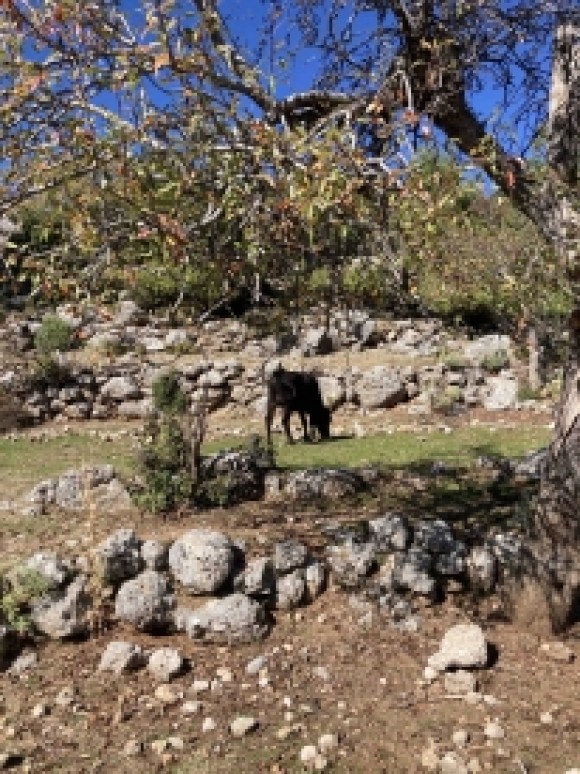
507;21;580;632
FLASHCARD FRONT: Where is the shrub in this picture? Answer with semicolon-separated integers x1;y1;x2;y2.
432;386;464;415
34;316;73;354
481;349;510;373
136;413;195;513
517;384;544;402
443;353;470;371
151;371;188;415
0;568;51;634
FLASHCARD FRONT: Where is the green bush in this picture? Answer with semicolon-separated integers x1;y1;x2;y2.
0;568;52;634
151;371;188;415
432;386;464;415
442;353;470;371
34;316;73;354
517;384;544;402
481;349;510;373
136;414;194;513
130;264;222;312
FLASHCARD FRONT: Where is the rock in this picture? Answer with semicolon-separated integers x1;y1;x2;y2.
97;529;143;586
274;540;309;574
191;679;210;693
539;641;575;663
168;529;236;595
114;570;175;632
154;684;183;705
326;542;376;590
114;300;144;326
31;575;91;639
452;729;470;748
357;368;408;409
283;468;364;500
300;745;319;768
237;557;275;599
392;549;437;598
466;547;498;595
20;552;69;589
317;376;346;411
246;655;268;675
482;376;518;410
189;593;269;643
100;376;141;402
428;624;488;671
123;739;144;757
301;328;333;356
444;670;478;695
369;513;411;551
420;740;439;771
202;717;217;733
229;716;259;737
305;562;326;603
117;399;154;419
141;540;169;571
514;448;548;480
181;700;202;715
414;519;456;554
318;733;339;754
24;466;126;513
7;651;37;676
483;719;505;740
98;641;146;675
439;751;469;774
147;648;185;682
276;570;306;610
464;334;511;363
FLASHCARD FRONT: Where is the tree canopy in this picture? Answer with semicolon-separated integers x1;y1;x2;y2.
0;1;577;317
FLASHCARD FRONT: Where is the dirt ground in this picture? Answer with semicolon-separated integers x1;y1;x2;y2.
1;485;579;774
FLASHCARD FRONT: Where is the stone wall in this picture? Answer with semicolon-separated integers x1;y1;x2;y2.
0;307;554;427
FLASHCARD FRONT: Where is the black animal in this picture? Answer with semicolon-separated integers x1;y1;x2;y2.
265;368;331;444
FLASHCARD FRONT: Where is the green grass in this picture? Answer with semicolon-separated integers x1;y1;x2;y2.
0;424;551;501
206;425;552;471
0;432;136;499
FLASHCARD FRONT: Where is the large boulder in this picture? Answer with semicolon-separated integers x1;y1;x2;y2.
168;529;236;595
31;575;92;639
184;594;269;643
482;375;518;410
357;368;408;410
114;570;175;632
100;376;141;402
97;529;143;586
464;334;511;364
282;469;364;500
23;466;131;514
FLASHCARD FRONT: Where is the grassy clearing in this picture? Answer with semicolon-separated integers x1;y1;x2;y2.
0;424;551;502
207;425;552;470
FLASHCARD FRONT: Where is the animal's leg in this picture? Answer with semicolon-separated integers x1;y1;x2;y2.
282;408;294;443
265;402;275;446
300;411;310;441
